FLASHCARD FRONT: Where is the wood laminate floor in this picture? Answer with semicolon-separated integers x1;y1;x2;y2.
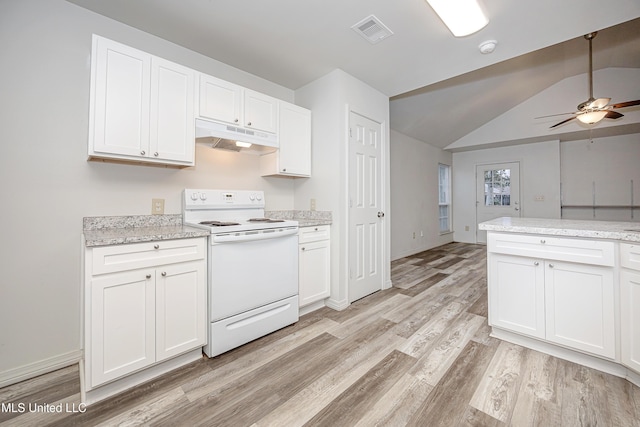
1;242;639;426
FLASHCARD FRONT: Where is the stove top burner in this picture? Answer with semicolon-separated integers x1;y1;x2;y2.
248;218;285;223
199;220;241;226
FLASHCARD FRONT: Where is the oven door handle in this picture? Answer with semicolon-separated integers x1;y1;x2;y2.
211;227;298;243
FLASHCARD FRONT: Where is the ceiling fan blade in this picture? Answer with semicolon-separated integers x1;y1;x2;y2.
608;99;640;109
605;111;624;119
535;112;577;119
550;116;577;129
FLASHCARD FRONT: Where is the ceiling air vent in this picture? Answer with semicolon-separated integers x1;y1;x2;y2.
351;15;394;44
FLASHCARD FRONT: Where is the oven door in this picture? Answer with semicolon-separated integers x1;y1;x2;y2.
209;227;298;321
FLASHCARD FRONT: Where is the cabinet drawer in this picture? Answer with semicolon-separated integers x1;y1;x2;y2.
487;232;614;266
621;243;640;271
91;238;206;275
298;225;330;244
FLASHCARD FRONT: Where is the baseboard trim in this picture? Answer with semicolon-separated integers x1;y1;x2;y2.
0;350;82;388
299;300;326;316
325;297;349;311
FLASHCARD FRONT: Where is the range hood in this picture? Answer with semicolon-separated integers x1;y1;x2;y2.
195;118;278;155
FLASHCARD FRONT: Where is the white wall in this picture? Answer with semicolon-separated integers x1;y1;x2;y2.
560;134;640;222
452;140;561;243
390;130;453;260
294;69;390;308
0;0;297;384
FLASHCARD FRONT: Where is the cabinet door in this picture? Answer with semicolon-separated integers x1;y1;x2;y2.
488;254;545;339
149;57;195;165
198;74;242;125
90;270;155;387
299;240;331;307
155;261;206;361
545;261;615;359
278;102;311;176
90;36;150;158
621;269;640;373
244;89;277;133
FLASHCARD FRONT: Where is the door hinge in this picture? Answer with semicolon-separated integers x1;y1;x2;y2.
349;127;352;138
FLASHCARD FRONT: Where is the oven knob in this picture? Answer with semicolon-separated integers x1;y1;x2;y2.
249;194;256;201
199;193;207;201
190;192;198;201
256;193;263;201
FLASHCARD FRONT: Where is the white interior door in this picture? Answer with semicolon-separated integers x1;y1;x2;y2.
348;111;384;302
476;162;521;244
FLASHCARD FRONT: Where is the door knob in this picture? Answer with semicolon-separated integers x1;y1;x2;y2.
377;212;385;218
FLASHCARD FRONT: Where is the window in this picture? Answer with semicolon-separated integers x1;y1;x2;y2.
484;169;511;206
438;164;451;233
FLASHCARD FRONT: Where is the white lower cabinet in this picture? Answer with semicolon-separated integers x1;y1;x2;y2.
544;261;615;358
298;225;330;307
621;243;640;374
488;254;545;339
487;233;616;359
85;238;206;395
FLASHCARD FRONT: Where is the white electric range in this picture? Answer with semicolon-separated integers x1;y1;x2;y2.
183;189;299;357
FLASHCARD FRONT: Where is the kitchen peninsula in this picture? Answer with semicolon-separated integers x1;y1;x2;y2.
479;217;640;387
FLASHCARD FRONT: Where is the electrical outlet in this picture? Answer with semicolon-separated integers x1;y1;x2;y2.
534;195;545;201
310;198;316;211
465;225;470;231
413;232;416;239
152;198;165;215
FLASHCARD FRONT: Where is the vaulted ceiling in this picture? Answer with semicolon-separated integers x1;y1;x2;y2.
67;0;640;149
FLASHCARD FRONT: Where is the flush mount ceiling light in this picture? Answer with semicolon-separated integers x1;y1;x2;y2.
425;0;489;37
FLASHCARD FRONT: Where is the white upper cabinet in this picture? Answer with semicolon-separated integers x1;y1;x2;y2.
89;35;195;166
243;89;278;133
198;74;242;125
260;101;311;177
197;76;278;133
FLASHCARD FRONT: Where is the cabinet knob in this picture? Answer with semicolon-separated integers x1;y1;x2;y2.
247;122;252;126
301;247;306;251
534;261;539;266
154;152;159;157
161;271;167;276
234;118;239;123
314;227;318;231
154;244;160;249
282;168;287;172
140;150;146;155
549;263;554;268
540;239;546;244
146;274;151;279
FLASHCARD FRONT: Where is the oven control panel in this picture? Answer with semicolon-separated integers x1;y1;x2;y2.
184;189;265;209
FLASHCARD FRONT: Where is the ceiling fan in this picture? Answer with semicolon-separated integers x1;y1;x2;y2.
541;32;640;129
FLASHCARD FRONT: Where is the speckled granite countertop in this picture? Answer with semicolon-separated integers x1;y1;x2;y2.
266;210;332;227
83;214;209;247
479;217;640;243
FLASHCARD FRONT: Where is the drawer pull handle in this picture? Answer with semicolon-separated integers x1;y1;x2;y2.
540;239;546;244
161;271;167;276
154;244;160;249
534;261;539;266
146;274;151;279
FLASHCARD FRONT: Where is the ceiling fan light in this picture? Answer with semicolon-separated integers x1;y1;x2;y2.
426;0;489;37
577;110;607;125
